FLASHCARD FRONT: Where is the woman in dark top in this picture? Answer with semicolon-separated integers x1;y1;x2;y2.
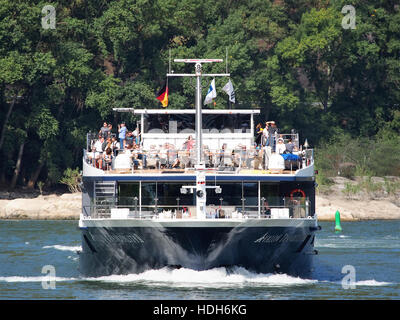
255;123;263;146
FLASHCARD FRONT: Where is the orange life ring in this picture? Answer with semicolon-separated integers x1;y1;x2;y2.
290;189;306;201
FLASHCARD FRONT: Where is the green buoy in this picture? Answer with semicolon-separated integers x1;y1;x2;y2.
335;210;342;233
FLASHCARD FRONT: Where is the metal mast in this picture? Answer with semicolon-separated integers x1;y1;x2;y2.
167;58;230;219
168;59;229;166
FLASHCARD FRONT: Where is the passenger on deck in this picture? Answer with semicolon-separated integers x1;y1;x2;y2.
105;137;112;151
125;131;134;146
219;143;227;165
86;147;97;166
231;149;239;167
267;121;278;152
127;144;144;169
93;136;104;153
240;145;249;168
262;122;269;146
251;145;262;170
111;137;120;156
255;123;263;146
276;138;286;154
133;127;140;145
103;147;113;170
203;145;213;167
183;135;195;151
99;122;110;139
285;138;297;154
134;143;146;168
92;137;104;168
118;123;127;150
171;158;181;168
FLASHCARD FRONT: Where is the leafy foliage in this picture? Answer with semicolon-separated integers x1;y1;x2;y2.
0;0;399;189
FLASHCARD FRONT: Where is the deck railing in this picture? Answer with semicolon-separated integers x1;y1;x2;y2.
83;196;312;220
84;130;313;173
85;146;313;172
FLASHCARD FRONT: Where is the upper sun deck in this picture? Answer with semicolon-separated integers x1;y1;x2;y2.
84;109;314;178
119;108;259;150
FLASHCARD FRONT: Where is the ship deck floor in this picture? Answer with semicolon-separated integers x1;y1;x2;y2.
104;168;298;175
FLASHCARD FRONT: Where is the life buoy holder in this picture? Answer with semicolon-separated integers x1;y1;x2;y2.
290;188;306;201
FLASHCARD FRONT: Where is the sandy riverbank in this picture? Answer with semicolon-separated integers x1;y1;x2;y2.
0;177;399;221
0;192;81;220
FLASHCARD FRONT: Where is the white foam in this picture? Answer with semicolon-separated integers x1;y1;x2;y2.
85;267;317;288
327;235;350;239
354;279;393;286
315;239;399;249
0;267;317;287
43;245;81;252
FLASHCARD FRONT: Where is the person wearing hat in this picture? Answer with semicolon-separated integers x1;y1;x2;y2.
267;121;278;152
276;137;286;154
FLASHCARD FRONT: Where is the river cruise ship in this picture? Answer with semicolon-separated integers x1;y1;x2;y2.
78;107;319;277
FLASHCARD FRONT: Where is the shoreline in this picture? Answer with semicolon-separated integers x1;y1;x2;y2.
0;191;399;222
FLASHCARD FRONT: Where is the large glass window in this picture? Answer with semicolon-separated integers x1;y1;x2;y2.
141;182;195;206
206;181;257;207
243;182;258;206
143;114;251;134
206;182;242;206
144;114;195;133
260;183;280;207
203;114;251;133
118;182;139;206
141;182;157;205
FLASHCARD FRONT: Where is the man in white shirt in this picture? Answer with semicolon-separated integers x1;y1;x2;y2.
94;137;104;153
262;122;269;146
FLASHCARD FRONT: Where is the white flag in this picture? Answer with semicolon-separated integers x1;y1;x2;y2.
222;79;235;103
204;78;217;105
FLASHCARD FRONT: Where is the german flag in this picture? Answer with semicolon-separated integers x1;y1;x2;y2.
156;81;168;107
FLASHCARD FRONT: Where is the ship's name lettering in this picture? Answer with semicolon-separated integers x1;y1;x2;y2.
93;233;144;244
254;232;304;243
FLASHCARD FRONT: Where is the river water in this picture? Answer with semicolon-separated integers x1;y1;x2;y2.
0;220;398;300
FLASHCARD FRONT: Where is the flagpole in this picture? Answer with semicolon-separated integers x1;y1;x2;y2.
169;49;171;74
226;47;228;74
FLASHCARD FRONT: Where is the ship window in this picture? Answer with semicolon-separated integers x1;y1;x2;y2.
206;182;258;206
203;114;251;133
157;182;195;206
141;182;195;206
243;182;258;206
118;182;139;206
143;113;251;134
206;182;241;206
144;114;195;133
140;182;156;205
260;183;280;206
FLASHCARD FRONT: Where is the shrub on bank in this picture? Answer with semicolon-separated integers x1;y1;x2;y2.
59;168;82;193
315;129;400;181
